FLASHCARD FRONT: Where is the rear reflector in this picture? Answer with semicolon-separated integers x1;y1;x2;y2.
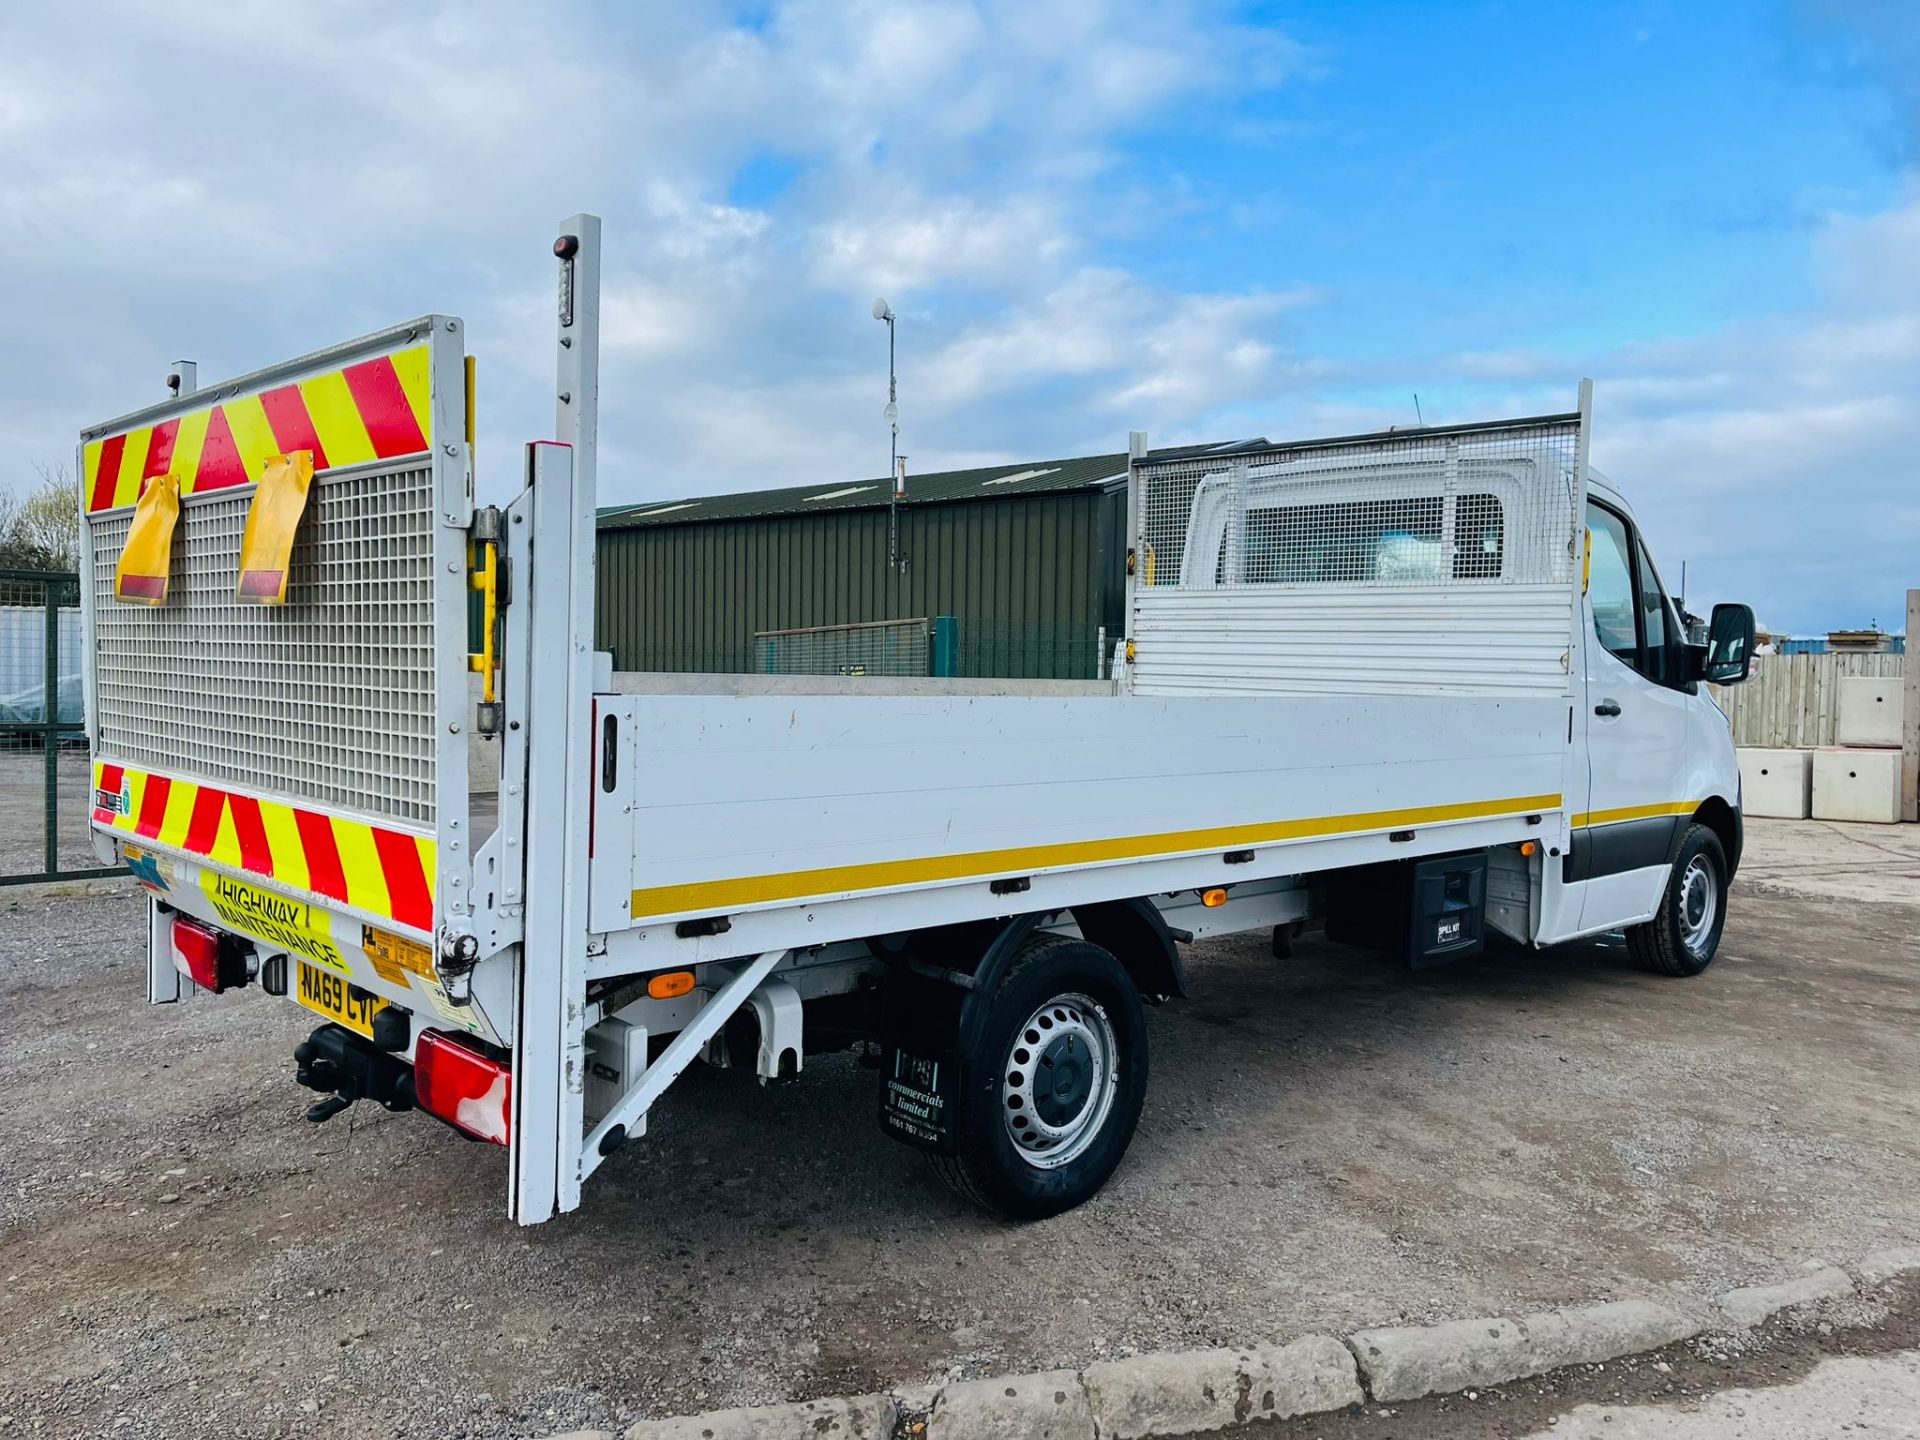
171;916;242;993
413;1031;511;1146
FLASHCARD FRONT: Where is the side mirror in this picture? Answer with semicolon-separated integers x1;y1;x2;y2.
1700;602;1755;685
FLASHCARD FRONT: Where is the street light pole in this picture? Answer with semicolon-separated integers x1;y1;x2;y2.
873;298;900;572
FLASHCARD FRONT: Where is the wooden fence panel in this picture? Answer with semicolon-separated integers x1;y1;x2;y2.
1709;652;1905;748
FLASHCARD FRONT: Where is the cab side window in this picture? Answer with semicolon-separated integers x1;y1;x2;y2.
1586;502;1638;667
1634;537;1672;684
1587;499;1680;686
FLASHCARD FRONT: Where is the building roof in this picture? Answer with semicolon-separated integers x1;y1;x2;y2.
594;438;1292;530
596;451;1135;531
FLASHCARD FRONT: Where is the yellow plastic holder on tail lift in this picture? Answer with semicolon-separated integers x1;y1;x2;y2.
114;473;182;605
236;451;316;604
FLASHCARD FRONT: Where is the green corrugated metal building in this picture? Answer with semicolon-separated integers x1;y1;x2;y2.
594;452;1133;678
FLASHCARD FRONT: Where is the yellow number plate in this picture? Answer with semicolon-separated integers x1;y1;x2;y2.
296;959;388;1039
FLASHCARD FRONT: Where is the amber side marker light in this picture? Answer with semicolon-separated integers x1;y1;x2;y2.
647;970;697;999
1520;841;1539;857
1201;888;1229;908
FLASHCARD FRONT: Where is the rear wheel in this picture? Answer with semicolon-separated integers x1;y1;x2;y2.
1626;823;1728;976
930;934;1147;1219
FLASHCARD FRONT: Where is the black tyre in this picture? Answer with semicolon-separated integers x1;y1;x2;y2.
930;934;1148;1219
1625;823;1728;976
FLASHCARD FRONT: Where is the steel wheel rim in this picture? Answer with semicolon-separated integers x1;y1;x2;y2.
1679;854;1718;956
1001;992;1118;1170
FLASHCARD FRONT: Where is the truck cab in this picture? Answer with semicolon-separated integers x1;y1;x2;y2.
1552;469;1751;967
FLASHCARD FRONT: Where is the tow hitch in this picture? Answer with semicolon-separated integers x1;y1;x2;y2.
293;1024;416;1123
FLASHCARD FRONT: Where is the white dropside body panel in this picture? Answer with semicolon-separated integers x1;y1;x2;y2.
588;690;1571;951
1130;584;1575;697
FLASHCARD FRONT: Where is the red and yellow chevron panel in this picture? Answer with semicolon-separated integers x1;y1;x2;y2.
83;345;431;514
90;761;436;934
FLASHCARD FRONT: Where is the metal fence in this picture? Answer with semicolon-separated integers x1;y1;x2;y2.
1709;651;1906;748
745;616;1109;680
0;570;118;886
939;617;1108;679
754;618;932;677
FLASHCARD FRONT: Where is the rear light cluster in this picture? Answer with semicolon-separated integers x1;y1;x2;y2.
170;917;249;993
413;1030;512;1146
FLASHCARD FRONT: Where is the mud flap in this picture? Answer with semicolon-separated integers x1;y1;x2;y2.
877;970;964;1155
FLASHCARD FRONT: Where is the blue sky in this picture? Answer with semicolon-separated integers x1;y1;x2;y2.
2;0;1916;632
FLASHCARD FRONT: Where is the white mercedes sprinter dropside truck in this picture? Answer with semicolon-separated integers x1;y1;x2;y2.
78;215;1756;1225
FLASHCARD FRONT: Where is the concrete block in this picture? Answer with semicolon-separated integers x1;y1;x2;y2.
1811;747;1902;824
926;1370;1091;1440
625;1394;886;1440
1347;1300;1701;1404
1717;1265;1855;1327
1737;748;1812;819
1083;1336;1363;1437
1836;676;1903;748
1857;1249;1920;1287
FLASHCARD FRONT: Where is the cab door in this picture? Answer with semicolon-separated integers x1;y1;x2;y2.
1574;497;1691;930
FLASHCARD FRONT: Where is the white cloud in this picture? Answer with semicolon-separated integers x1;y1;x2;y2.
1;1;1910;635
1351;188;1920;632
0;0;1303;506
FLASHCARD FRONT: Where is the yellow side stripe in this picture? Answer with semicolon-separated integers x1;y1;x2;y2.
1568;800;1700;829
631;792;1564;920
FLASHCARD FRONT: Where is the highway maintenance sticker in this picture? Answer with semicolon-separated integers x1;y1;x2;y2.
200;871;347;974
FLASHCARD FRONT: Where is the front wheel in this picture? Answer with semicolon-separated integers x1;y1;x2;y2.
929;934;1148;1219
1626;823;1728;976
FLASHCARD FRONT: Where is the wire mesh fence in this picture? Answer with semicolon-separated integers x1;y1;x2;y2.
942;617;1108;680
755;618;932;677
618;616;1111;681
0;570;118;885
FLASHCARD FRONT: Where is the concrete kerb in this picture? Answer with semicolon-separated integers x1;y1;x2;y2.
601;1256;1911;1440
1716;1263;1854;1329
1858;1248;1920;1288
1346;1299;1705;1405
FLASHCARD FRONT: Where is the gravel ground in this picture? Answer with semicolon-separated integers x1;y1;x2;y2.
1;819;1916;1438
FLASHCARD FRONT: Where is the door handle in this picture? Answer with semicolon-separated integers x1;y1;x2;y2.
1594;699;1622;717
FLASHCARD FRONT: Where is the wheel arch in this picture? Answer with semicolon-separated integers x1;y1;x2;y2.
1689;795;1743;879
1066;898;1186;1004
949;900;1182;1053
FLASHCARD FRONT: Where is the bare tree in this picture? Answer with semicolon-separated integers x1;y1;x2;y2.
0;466;81;570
